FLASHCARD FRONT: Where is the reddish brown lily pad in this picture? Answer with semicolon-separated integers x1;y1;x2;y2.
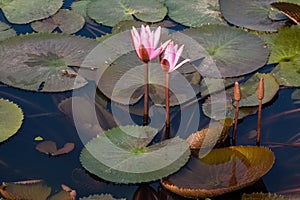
36;140;75;156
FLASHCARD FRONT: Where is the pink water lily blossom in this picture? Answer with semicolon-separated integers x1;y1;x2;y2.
131;25;170;63
160;41;190;73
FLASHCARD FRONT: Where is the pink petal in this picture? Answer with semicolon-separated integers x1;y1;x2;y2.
131;27;141;58
153;26;161;49
173;44;184;67
173;58;190;72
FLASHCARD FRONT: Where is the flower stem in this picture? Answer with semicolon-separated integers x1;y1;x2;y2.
165;72;170;138
143;62;149;126
232;82;241;146
256;77;264;146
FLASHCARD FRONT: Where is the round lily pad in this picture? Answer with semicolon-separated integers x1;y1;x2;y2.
0;22;16;41
161;146;275;198
165;0;225;27
31;9;85;34
219;0;287;32
0;98;23;143
0;0;63;24
238;73;279;107
80;125;190;183
97;51;200;106
0;33;98;92
178;25;269;78
71;0;91;18
87;0;167;27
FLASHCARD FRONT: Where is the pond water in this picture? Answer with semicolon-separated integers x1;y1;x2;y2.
0;0;300;199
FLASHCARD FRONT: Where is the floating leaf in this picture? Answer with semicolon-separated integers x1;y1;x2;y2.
177;25;269;78
87;0;167;27
98;51;200;105
0;22;16;41
0;0;63;24
266;26;300;86
219;0;287;32
0;98;23;143
291;89;300;99
242;192;298;200
48;184;76;200
186;121;229;150
31;9;85;34
80;194;126;200
0;33;97;92
71;0;91;18
202;93;258;120
161;146;275;198
238;73;279;107
80;125;190;183
34;136;44;141
271;2;300;24
0;180;51;200
36;140;75;156
165;0;225;27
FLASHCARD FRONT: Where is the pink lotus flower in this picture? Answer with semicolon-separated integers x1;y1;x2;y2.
131;25;170;63
160;41;190;73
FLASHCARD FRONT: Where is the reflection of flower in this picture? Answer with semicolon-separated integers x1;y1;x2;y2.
131;25;170;63
160;41;190;73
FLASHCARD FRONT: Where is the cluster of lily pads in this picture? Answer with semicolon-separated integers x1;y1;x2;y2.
0;0;300;199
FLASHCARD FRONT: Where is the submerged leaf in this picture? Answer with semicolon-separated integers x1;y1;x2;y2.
0;180;51;200
0;33;97;92
165;0;225;27
0;98;23;143
31;9;85;34
219;0;287;32
36;140;75;156
0;0;63;24
80;125;190;183
162;146;275;198
242;192;298;200
80;194;126;200
87;0;167;27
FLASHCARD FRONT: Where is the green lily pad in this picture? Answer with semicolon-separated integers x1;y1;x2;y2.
80;194;126;200
238;73;279;107
267;26;300;86
31;9;85;34
71;0;91;18
87;0;167;27
165;0;225;27
0;33;98;92
80;125;190;183
98;52;200;106
202;94;258;120
0;22;16;41
0;0;63;24
161;146;275;198
219;0;287;32
177;25;269;78
0;98;23;143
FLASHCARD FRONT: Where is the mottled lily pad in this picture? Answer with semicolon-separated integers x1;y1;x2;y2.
31;9;85;34
0;180;51;200
98;51;199;106
0;98;23;143
87;0;167;27
177;25;269;78
238;73;279;107
0;33;98;92
0;0;63;24
80;125;190;183
165;0;225;27
219;0;287;32
161;146;275;198
0;22;16;41
266;26;300;86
